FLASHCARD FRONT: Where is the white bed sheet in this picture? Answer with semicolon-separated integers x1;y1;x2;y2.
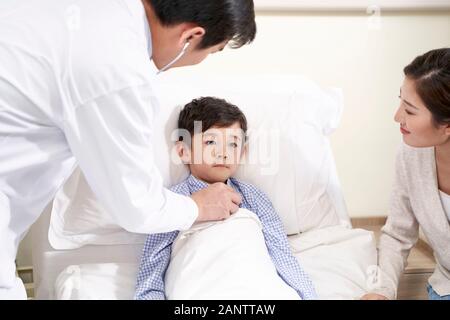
30;204;144;300
53;225;377;300
290;225;377;299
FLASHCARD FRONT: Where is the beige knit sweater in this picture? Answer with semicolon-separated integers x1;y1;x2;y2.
373;143;450;299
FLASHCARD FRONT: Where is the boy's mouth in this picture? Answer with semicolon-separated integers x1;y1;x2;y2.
213;164;230;169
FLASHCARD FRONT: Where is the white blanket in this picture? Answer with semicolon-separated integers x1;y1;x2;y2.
53;223;377;300
165;208;300;300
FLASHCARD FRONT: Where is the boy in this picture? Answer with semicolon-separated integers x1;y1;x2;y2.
134;97;317;300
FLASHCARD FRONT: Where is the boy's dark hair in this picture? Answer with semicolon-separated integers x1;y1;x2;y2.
404;48;450;126
178;97;247;141
146;0;256;49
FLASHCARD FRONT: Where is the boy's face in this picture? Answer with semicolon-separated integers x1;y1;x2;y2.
177;122;246;184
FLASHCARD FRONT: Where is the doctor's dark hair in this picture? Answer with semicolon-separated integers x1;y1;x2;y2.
146;0;256;49
177;97;247;143
404;48;450;126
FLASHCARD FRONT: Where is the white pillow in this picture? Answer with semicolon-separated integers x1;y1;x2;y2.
155;73;348;234
49;168;147;249
49;74;348;249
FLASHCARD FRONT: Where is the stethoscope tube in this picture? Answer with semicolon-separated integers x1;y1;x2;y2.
157;42;191;74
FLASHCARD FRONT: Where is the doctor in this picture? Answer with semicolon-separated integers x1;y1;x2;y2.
0;0;256;299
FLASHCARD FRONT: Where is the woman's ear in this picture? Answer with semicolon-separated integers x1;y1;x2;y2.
439;122;450;135
176;141;191;164
444;123;450;138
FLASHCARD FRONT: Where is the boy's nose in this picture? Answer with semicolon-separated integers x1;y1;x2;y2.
215;144;228;160
216;153;228;160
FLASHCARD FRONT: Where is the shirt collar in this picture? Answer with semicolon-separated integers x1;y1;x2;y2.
141;3;153;57
187;174;235;194
125;0;152;57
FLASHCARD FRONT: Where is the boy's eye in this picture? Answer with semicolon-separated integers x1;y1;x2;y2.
229;142;238;148
405;110;414;115
205;140;216;145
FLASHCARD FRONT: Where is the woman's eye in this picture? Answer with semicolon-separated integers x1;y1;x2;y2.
205;140;216;145
229;142;238;148
405;110;414;115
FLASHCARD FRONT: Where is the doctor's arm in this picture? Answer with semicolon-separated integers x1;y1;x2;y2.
254;189;318;300
134;231;179;300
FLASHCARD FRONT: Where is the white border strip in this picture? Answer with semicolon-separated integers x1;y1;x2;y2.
254;0;450;11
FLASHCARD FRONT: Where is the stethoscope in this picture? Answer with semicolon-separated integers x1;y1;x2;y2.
157;41;191;74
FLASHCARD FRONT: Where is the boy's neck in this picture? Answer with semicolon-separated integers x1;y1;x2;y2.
190;173;230;185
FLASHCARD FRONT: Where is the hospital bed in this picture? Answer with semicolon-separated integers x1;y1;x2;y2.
31;73;377;300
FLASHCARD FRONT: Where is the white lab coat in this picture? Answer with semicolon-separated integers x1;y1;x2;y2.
0;0;198;298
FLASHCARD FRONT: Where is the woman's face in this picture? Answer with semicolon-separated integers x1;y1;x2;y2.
394;77;449;148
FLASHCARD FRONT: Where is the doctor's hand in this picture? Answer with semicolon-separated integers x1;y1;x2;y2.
191;183;242;222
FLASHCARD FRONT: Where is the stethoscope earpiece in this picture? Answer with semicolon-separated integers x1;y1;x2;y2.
157;41;191;74
182;41;190;51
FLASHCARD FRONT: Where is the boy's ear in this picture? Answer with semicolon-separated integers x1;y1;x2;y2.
239;142;249;164
242;143;248;155
176;141;191;164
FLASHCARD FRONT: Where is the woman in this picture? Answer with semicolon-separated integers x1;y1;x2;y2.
362;48;450;300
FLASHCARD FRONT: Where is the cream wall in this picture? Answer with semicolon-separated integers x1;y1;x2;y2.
16;10;450;267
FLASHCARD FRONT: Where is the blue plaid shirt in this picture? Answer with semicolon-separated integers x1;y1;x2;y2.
134;174;317;300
